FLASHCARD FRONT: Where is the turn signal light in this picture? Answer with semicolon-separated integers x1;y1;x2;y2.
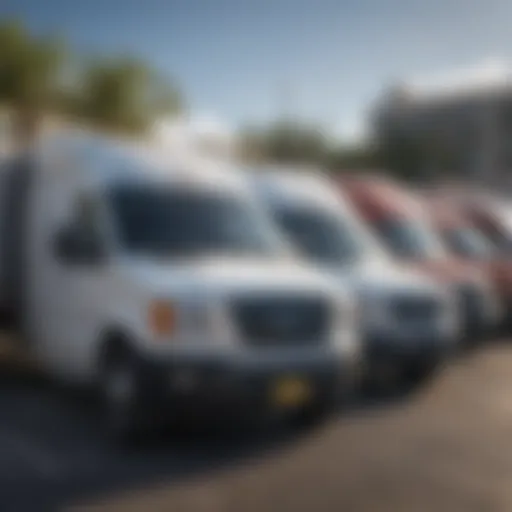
149;300;177;337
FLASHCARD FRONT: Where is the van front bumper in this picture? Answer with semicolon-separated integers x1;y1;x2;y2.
458;287;501;339
131;348;359;420
363;330;454;374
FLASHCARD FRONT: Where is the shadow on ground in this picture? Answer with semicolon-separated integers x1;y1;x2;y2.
0;358;415;512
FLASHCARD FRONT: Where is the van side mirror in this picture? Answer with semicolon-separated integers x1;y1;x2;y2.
54;225;105;266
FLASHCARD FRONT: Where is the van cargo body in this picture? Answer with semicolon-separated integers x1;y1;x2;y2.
0;133;360;438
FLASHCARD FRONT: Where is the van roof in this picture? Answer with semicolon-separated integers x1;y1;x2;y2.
342;176;424;221
427;198;468;229
249;167;352;214
466;194;512;231
36;130;249;196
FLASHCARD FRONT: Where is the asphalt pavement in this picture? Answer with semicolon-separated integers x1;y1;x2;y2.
2;342;512;512
0;365;332;511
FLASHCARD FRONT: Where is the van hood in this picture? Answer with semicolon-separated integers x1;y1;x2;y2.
405;257;485;287
327;256;442;299
123;255;346;300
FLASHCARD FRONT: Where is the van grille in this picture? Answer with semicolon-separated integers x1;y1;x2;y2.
231;296;330;347
392;296;440;323
457;284;482;320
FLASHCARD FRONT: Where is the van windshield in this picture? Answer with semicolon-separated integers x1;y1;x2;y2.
273;206;368;264
374;217;445;260
479;206;512;254
108;184;282;257
441;226;493;259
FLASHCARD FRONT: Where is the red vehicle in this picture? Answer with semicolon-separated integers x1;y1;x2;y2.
340;176;501;339
427;196;512;327
461;194;512;256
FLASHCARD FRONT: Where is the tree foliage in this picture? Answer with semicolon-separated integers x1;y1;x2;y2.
0;20;65;145
375;131;460;182
239;120;328;165
75;57;183;134
325;144;379;172
0;20;184;146
239;119;382;176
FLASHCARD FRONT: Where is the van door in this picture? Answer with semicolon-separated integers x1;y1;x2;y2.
27;186;110;381
0;154;36;331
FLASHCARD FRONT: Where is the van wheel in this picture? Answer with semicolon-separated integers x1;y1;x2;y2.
404;361;438;391
361;362;401;397
287;400;331;430
99;351;143;444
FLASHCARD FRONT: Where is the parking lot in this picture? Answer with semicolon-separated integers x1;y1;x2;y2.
1;341;512;511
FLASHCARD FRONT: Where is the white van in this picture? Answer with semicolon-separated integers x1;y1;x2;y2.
0;134;360;438
249;169;458;389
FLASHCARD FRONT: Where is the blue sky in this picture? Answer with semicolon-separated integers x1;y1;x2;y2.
2;0;512;140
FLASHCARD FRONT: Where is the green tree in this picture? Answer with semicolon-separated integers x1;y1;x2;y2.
239;120;328;165
0;20;65;147
76;57;183;135
375;133;428;181
375;132;460;182
325;144;379;172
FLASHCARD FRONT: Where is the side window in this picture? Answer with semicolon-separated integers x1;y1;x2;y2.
74;195;102;242
54;194;106;265
477;214;510;252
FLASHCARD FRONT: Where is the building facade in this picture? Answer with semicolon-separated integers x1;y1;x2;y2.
373;62;512;184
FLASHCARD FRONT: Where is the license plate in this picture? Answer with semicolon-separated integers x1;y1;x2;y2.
271;377;313;408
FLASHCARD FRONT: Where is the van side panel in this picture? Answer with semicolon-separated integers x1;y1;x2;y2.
0;158;9;311
0;155;35;329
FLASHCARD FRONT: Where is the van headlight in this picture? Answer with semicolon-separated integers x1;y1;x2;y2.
440;290;460;335
148;299;235;345
332;298;360;356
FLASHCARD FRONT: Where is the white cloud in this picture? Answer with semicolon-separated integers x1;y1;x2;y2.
405;57;512;98
189;113;233;140
332;116;369;147
154;113;232;143
152;112;235;159
151;112;235;160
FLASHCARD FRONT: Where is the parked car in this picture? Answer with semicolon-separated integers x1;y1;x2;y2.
341;176;501;341
249;168;457;391
0;132;361;440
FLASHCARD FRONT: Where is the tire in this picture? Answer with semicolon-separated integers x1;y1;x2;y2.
99;348;145;445
286;399;332;430
403;360;438;391
361;361;401;397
